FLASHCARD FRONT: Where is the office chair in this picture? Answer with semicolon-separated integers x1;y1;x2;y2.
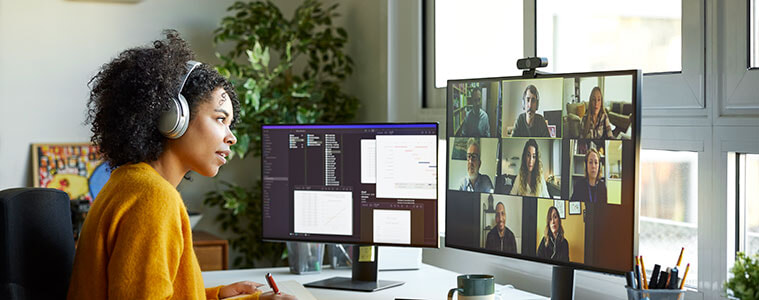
0;188;75;299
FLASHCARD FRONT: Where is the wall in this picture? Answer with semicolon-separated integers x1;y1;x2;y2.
604;75;633;103
0;0;234;190
0;0;389;267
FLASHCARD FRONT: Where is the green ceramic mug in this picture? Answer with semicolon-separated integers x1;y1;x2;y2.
447;274;495;300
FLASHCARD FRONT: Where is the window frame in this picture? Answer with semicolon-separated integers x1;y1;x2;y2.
716;129;759;298
424;0;706;118
640;126;710;290
714;0;759;124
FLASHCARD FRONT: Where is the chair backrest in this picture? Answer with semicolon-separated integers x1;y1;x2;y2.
0;188;75;300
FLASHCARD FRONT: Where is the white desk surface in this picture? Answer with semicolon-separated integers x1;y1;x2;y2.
203;263;548;300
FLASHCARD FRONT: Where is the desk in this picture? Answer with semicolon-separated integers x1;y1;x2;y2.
193;231;228;271
203;263;547;300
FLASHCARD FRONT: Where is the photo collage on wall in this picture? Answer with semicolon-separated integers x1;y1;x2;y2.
446;73;636;272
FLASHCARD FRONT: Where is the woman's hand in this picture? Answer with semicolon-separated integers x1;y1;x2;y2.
219;281;264;299
259;291;297;300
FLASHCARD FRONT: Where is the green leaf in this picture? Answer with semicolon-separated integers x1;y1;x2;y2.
243;78;256;90
261;48;270;68
253;42;263;58
291;91;310;98
252;91;261;111
236;134;250;159
245;50;262;71
244;90;253;106
285;42;292;61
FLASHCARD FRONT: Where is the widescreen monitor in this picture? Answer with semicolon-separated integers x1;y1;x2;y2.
446;70;640;298
261;123;439;291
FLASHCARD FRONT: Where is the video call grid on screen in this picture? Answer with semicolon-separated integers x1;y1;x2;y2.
261;123;439;248
446;70;641;275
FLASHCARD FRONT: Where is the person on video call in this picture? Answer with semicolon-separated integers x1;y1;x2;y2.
512;85;550;137
458;138;494;193
571;147;608;203
67;30;295;300
512;139;550;197
581;86;614;139
461;89;491;137
485;199;517;253
537;206;570;262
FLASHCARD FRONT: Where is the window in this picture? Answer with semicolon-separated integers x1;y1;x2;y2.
736;153;759;255
638;149;698;287
536;0;682;74
433;0;523;88
428;0;701;111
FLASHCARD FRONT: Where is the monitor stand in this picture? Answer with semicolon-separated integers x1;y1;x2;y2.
304;245;404;292
551;265;576;300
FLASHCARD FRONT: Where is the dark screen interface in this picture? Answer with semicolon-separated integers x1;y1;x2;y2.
446;72;639;274
262;124;439;247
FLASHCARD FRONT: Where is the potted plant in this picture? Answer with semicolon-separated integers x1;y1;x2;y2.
204;0;359;268
724;252;759;300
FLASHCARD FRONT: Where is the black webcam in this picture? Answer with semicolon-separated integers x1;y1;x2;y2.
517;57;548;78
516;57;548;70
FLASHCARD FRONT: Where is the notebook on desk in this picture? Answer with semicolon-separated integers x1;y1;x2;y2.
225;280;317;300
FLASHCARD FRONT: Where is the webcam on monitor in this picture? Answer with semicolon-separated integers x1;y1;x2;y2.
516;57;548;70
516;57;549;77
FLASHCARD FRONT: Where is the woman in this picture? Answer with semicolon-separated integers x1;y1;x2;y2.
67;31;294;300
570;148;608;203
580;87;614;139
512;139;549;197
536;206;569;262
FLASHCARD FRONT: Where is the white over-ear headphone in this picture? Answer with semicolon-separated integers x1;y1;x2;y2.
158;60;202;139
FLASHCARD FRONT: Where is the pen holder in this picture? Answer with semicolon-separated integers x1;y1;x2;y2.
286;242;324;274
326;244;352;269
625;287;685;300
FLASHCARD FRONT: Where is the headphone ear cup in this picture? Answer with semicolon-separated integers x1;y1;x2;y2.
158;95;190;139
160;60;199;139
174;94;190;137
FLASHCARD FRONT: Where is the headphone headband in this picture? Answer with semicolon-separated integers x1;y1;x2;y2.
179;60;201;100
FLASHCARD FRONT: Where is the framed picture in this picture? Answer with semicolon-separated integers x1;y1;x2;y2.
553;200;566;219
547;125;556;138
31;143;112;202
569;201;582;215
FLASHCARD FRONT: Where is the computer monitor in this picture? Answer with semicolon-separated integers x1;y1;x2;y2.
261;123;439;292
446;70;641;299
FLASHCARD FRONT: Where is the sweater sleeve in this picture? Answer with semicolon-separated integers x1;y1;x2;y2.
206;286;222;299
106;189;184;299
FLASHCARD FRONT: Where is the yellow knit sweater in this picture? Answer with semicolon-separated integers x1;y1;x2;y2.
67;163;231;299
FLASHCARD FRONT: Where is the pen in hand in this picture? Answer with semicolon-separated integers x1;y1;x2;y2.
265;273;280;294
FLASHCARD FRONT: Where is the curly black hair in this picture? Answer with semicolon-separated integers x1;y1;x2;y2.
86;30;239;168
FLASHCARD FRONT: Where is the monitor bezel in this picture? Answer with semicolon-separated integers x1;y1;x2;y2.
260;122;441;248
444;69;641;276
